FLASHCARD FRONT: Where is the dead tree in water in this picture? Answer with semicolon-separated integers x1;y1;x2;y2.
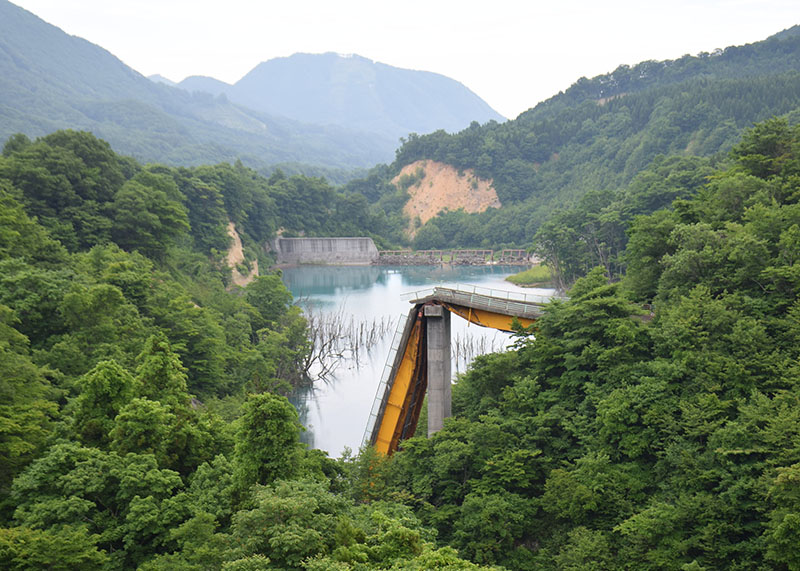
302;303;396;381
452;330;507;373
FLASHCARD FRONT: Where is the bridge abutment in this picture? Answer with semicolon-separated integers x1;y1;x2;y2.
424;304;451;435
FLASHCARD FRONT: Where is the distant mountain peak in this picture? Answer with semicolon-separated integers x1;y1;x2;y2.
0;1;499;172
148;74;177;86
228;52;506;138
0;0;397;170
177;75;231;97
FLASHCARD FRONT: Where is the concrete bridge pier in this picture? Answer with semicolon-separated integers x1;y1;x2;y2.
424;304;451;435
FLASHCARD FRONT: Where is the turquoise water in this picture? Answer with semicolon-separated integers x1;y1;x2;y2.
281;265;554;456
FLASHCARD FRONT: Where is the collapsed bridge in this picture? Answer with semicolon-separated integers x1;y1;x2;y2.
363;285;551;455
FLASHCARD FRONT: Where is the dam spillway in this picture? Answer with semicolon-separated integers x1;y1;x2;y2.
273;237;379;265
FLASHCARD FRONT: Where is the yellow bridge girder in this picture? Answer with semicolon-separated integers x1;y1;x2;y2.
441;302;536;332
373;318;424;455
369;300;541;455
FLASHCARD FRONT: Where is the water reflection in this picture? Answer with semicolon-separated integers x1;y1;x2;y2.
280;265;384;296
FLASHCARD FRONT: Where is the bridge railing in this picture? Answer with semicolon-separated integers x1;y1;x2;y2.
362;312;409;449
401;283;557;307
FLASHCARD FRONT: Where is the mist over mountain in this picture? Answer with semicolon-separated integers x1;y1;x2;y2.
147;74;177;87
178;75;231;98
180;52;506;141
0;1;405;172
0;0;508;176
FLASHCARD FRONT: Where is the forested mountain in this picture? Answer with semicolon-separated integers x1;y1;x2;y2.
4;5;800;567
353;26;800;250
0;1;395;172
0;127;495;569
1;1;506;175
2;120;800;569
379;117;800;571
177;53;505;142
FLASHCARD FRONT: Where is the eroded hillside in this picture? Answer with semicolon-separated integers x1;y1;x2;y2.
393;160;501;237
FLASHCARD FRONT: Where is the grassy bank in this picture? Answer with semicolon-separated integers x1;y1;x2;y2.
505;264;553;287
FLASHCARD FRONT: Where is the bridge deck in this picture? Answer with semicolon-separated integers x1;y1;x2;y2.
364;285;554;454
406;285;548;321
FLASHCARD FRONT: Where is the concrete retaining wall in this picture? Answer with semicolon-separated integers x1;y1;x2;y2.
273;237;379;265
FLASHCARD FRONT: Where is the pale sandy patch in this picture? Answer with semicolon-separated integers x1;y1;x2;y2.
226;221;259;288
394;160;501;238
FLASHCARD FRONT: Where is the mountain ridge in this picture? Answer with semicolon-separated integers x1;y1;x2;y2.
171;52;506;142
351;24;800;249
0;1;502;175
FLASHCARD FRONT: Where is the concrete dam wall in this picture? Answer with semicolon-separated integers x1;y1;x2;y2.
273;237;379;265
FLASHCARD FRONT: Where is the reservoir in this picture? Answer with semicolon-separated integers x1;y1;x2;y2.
281;264;555;456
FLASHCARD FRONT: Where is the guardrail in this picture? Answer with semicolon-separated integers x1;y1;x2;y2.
361;312;409;449
401;284;558;307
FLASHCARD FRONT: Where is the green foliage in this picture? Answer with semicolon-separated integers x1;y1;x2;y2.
0;525;108;570
245;273;294;331
533;156;713;288
452;491;532;565
247;308;311;393
230;479;347;568
54;282;147;375
505;264;552;286
380;117;800;570
0;259;76;346
0;305;57;499
191;161;278;250
111;173;190;259
136;333;191;406
144;285;229;397
72;360;137;447
0;183;66;265
233;393;303;491
9;442;187;568
0;4;395;172
267;169;392;241
0;130;127;251
396;167;425;191
111;398;176;461
352;30;800;252
5;77;800;570
765;463;800;568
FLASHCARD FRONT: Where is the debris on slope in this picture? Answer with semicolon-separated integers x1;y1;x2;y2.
226;221;259;288
394;160;501;238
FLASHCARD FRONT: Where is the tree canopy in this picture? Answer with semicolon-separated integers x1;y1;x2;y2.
3;114;800;569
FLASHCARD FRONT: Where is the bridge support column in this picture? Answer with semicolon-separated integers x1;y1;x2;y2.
425;304;451;436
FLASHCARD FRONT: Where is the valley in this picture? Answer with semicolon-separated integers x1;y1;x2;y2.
1;3;800;568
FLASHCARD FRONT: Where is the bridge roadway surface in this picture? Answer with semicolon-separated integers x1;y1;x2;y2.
364;285;551;455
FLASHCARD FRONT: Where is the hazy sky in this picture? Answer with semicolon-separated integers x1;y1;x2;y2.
12;0;800;119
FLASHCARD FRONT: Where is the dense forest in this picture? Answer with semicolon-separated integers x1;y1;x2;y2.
0;129;488;568
3;18;800;569
348;26;800;250
2;113;800;569
376;117;800;570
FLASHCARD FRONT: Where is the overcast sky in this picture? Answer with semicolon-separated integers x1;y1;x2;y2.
11;0;800;119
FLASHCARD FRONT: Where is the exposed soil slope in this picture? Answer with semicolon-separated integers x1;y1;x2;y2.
226;222;259;288
394;160;501;238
